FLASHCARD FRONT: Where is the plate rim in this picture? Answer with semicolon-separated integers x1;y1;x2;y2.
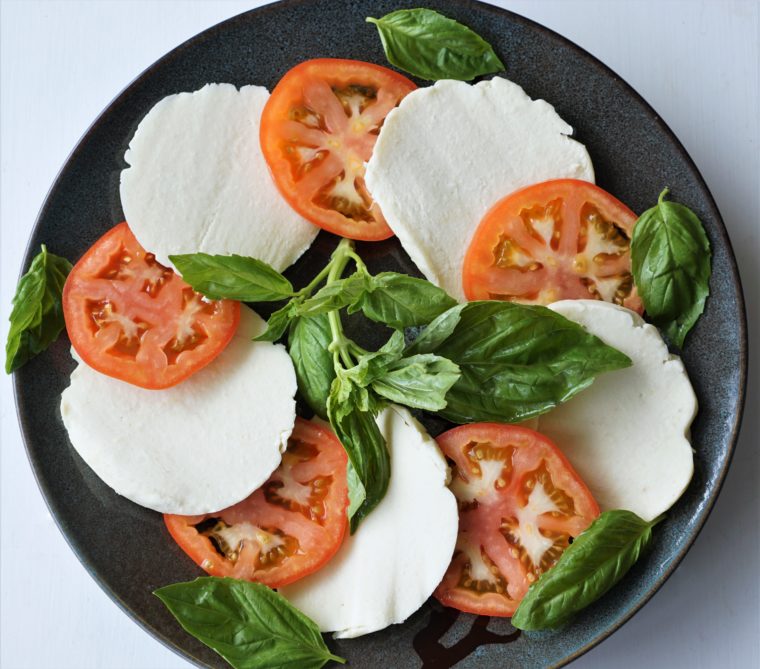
12;1;748;667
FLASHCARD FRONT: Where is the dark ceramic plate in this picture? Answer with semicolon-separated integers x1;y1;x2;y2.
14;0;746;667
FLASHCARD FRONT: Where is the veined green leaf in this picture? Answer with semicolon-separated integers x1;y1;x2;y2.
5;245;72;374
367;8;504;81
409;301;631;423
631;189;711;347
288;314;335;420
170;253;294;302
512;511;662;630
354;272;457;330
154;577;344;669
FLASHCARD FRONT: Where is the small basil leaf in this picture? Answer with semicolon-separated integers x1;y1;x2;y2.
346;460;366;520
170;253;294;302
411;302;631;423
344;330;405;387
631;189;711;347
297;274;369;317
327;377;389;533
371;354;460;411
405;303;467;354
354;272;458;330
288;314;335;420
367;8;504;81
254;301;300;342
512;511;663;630
154;577;345;669
5;245;72;374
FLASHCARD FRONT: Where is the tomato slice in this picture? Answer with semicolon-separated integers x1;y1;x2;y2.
62;222;239;389
463;179;643;312
434;423;599;617
260;58;416;241
164;418;349;588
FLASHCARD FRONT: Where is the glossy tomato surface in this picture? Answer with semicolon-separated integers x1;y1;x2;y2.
164;418;349;588
62;222;239;389
463;179;643;312
434;423;599;616
260;58;415;241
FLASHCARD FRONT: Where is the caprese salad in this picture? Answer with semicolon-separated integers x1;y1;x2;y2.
6;7;712;669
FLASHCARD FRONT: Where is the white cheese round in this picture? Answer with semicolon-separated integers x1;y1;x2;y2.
60;308;297;515
280;406;458;638
539;300;696;521
364;77;595;301
120;83;319;271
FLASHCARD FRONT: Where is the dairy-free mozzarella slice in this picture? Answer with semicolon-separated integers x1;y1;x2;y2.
539;300;696;521
280;406;458;638
364;77;595;301
60;307;297;515
120;83;318;270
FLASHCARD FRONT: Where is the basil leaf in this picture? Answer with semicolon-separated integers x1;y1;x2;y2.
297;273;369;317
366;9;504;81
344;330;406;386
288;314;335;420
254;301;300;342
371;354;460;411
512;511;662;630
346;460;366;520
154;577;344;669
354;272;458;330
170;253;294;302
5;245;72;374
410;302;631;423
631;189;711;347
327;376;389;533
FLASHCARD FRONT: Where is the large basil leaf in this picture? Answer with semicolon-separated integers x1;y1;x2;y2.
366;9;504;81
5;245;72;374
355;272;458;330
154;577;344;669
371;354;460;411
170;253;294;302
409;302;631;423
327;376;389;533
288;314;335;420
631;189;711;347
512;511;662;630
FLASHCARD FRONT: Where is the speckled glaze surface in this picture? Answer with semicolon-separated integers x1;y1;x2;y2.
13;1;746;668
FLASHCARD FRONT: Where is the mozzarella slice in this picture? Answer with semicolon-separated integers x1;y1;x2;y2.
364;77;595;301
60;307;297;515
280;406;458;638
539;300;696;521
120;83;319;270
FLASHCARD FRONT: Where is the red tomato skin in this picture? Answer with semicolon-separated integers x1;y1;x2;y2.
164;418;349;588
63;222;239;390
463;179;643;313
433;422;599;617
260;59;416;241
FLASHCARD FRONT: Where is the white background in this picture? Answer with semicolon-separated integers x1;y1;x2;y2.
1;1;757;667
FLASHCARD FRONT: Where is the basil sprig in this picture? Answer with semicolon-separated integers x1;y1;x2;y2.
155;577;345;669
5;245;72;374
172;241;629;529
631;189;711;348
408;301;632;423
367;8;504;81
512;511;663;630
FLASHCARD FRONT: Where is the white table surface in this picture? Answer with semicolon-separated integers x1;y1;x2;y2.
1;1;757;667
